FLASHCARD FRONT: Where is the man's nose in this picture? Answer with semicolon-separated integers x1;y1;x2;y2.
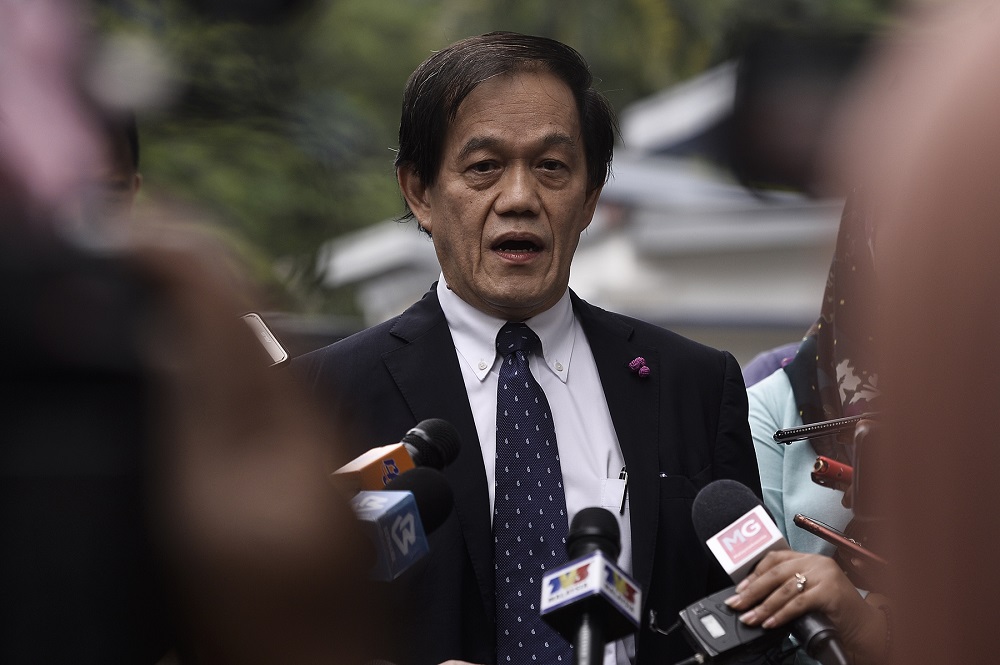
494;164;541;216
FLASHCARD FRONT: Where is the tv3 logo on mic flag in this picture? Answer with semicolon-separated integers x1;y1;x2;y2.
546;562;592;599
540;552;641;627
605;567;638;604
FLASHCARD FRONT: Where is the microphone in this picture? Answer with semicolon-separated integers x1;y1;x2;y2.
692;481;789;583
401;418;461;469
691;480;849;665
383;466;455;535
333;419;461;493
811;456;854;492
351;466;454;581
540;507;642;665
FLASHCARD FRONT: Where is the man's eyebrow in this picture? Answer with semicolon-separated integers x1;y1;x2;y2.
540;132;577;150
456;132;578;161
457;136;500;161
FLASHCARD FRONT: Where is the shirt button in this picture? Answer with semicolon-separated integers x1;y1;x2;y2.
555;362;564;372
479;361;488;370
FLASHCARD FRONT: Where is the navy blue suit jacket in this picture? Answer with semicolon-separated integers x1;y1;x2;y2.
295;287;761;665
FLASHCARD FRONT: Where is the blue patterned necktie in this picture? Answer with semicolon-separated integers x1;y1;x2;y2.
494;322;572;664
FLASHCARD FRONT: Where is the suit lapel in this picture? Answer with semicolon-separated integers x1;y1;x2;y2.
381;290;495;625
572;294;661;603
380;290;666;628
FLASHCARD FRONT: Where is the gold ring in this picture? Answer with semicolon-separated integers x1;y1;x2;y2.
794;572;808;593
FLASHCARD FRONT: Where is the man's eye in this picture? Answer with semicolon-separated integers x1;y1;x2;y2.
470;162;495;173
540;160;564;171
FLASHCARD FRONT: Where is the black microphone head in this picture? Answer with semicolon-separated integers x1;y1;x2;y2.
402;418;461;469
382;466;454;534
566;507;621;560
691;479;766;543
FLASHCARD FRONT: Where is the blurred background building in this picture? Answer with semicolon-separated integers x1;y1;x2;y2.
313;59;847;364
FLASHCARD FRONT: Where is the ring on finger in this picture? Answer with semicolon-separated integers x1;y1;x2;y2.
794;572;808;593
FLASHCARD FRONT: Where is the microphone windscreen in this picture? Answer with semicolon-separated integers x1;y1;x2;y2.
403;418;461;469
691;479;765;543
383;467;454;534
567;507;621;560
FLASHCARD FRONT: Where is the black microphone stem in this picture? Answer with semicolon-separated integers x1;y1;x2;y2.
575;611;604;665
793;611;849;665
810;639;850;665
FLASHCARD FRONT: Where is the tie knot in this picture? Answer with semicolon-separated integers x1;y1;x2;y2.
496;321;541;357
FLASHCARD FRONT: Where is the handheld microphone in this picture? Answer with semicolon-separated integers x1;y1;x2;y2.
333;419;461;493
401;418;461;469
691;480;849;665
540;507;641;665
351;466;454;581
811;456;854;492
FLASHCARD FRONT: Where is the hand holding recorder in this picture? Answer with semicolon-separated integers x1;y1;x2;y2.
723;550;889;665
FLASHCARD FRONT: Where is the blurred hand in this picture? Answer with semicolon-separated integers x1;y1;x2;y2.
723;550;886;664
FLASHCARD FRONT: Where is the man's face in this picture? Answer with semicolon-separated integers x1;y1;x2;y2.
399;69;601;321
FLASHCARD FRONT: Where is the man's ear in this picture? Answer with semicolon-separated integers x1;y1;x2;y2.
397;165;433;233
580;185;603;233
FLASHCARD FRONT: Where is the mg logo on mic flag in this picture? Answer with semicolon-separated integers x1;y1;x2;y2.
705;504;788;581
720;513;768;564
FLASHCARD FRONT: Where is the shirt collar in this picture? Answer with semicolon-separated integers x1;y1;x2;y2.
436;274;577;383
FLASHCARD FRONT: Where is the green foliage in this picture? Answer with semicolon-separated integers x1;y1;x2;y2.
93;0;893;315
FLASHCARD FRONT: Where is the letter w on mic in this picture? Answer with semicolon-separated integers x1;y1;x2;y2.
351;490;428;581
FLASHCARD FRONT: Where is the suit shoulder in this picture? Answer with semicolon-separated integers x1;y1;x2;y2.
291;317;400;385
581;299;735;370
291;288;446;390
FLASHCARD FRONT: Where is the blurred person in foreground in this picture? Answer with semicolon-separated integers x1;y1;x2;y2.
835;0;1000;662
724;1;1000;663
0;1;374;663
295;31;761;665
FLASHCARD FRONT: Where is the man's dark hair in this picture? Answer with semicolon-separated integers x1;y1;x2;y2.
395;31;617;217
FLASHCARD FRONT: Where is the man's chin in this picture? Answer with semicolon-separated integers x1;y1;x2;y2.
481;287;560;320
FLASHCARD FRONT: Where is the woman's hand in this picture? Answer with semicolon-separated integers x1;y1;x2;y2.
723;550;887;664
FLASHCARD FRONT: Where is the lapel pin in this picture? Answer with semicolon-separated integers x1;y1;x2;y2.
628;357;650;378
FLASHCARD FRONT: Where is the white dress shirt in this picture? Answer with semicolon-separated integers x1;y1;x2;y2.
436;276;635;665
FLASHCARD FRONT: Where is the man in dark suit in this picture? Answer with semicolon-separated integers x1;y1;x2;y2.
296;32;761;665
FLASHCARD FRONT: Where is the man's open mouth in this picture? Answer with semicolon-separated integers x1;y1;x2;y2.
494;239;541;253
